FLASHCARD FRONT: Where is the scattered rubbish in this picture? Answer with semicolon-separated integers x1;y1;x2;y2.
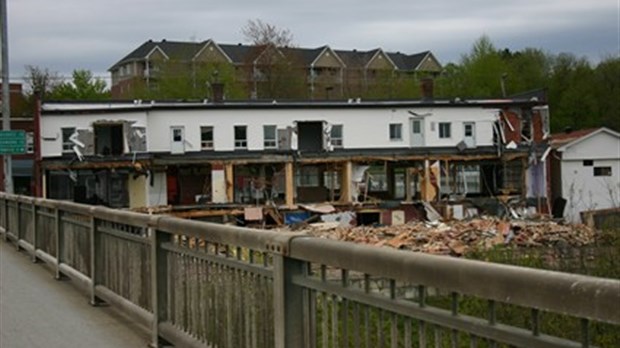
299;203;336;214
292;217;595;256
244;207;263;221
320;211;356;227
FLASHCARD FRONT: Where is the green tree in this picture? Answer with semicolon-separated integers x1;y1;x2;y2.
592;57;620;131
459;35;508;97
49;69;109;100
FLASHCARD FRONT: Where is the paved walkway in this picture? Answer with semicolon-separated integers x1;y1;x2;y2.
0;239;151;348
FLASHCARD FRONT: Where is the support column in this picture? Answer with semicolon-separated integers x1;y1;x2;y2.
405;167;412;202
225;163;234;203
340;161;352;204
421;159;431;202
285;162;294;208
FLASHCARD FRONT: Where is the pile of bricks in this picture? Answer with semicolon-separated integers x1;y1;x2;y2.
298;217;596;256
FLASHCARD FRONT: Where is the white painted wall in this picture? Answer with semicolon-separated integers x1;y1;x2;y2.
558;132;620;222
145;107;498;153
41;106;499;157
147;171;168;207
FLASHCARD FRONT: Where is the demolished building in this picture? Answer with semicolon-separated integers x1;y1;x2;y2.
37;95;551;224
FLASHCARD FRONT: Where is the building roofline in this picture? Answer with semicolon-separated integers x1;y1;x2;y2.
41;98;546;115
555;127;620;152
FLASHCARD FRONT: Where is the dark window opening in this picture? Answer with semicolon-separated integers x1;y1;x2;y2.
389;123;402;141
234;125;247;149
583;160;593;166
95;124;124;156
521;116;532;141
594;167;612;176
357;212;381;226
62;127;75;153
297;122;324;152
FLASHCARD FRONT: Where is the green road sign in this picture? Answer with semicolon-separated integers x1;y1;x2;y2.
0;130;27;154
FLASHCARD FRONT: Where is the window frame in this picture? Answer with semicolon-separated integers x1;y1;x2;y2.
200;126;214;150
26;132;34;154
263;125;277;149
594;166;612;177
439;122;451;139
61;127;75;153
234;125;248;149
330;124;343;148
389;123;402;141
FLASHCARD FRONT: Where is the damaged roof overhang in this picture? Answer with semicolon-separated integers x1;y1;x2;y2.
41;99;546;116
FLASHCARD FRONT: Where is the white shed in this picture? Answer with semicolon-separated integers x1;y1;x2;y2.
551;127;620;223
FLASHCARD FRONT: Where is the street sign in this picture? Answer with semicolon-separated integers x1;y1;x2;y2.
0;130;27;154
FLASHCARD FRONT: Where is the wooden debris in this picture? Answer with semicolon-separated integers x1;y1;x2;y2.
292;217;596;256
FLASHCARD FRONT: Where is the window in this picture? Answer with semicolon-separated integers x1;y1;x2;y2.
296;166;319;187
263;125;277;149
201;126;214;150
464;123;474;137
61;127;75;153
234;125;247;149
330;125;343;147
172;128;183;142
439;122;451;138
594;167;612;176
389;123;402;141
583;160;593;167
26;132;34;153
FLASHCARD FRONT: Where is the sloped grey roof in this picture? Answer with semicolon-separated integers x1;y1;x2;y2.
387;51;430;70
110;40;438;72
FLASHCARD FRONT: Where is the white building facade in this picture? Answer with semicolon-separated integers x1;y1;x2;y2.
39;99;548;211
552;128;620;223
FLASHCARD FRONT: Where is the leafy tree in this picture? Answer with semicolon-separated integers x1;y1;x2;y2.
592;57;620;131
49;69;109;100
459;35;508;97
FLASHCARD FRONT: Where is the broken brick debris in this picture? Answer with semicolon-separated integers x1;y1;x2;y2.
291;217;596;256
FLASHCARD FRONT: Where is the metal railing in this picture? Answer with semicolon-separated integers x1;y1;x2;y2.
1;192;618;348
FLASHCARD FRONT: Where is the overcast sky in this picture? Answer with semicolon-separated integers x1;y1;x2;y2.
6;0;620;83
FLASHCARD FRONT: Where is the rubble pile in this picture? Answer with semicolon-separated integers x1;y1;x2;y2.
298;218;596;256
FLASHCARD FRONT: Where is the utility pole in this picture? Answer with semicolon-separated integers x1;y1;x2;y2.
1;0;13;193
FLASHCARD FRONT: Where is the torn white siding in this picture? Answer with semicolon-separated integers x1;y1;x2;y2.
40;111;148;157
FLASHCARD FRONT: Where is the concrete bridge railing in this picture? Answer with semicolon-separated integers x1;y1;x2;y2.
1;192;618;348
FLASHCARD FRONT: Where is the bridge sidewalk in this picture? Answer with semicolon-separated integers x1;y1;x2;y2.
0;240;151;348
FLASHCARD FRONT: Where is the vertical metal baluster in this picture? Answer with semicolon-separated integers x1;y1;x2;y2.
321;265;328;348
31;202;38;262
434;325;442;348
15;200;21;249
331;294;338;348
531;308;540;336
342;269;349;347
488;300;496;348
364;274;371;348
451;292;458;348
390;279;398;348
353;301;360;348
418;285;426;348
378;309;384;347
404;318;412;348
470;334;478;348
307;262;317;348
581;318;590;348
55;208;64;279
